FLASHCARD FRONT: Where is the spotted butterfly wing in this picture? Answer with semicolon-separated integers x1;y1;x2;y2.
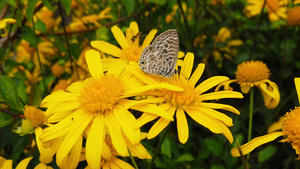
139;29;179;77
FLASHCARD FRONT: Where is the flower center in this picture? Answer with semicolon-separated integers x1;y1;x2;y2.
119;46;143;62
23;105;45;127
266;0;280;13
78;75;124;114
162;79;199;108
235;60;270;84
282;107;300;159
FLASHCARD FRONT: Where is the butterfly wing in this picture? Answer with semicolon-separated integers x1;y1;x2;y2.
139;45;170;76
139;29;179;77
151;29;179;77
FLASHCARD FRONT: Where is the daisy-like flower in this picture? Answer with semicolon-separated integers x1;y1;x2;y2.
91;21;158;62
127;52;243;144
244;0;288;22
39;49;182;168
216;60;280;109
231;78;300;159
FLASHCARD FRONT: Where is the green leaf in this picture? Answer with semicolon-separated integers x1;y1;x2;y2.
42;0;55;11
17;80;28;105
175;153;194;163
35;20;47;33
0;76;23;111
205;138;223;156
21;26;37;47
258;145;276;163
26;0;39;23
161;136;171;157
4;0;16;7
148;0;167;5
96;27;109;41
122;0;135;15
60;0;72;16
0;113;13;128
29;84;42;106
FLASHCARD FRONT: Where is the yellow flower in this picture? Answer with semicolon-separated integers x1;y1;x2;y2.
217;60;280;109
39;50;182;168
91;21;158;62
128;52;243;144
231;78;300;159
286;7;300;26
244;0;288;22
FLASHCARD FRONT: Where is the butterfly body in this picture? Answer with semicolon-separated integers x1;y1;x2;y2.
139;29;179;78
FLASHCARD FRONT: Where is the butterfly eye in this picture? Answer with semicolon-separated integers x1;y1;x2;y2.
141;61;146;65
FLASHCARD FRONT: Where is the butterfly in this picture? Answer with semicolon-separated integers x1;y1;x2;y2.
139;29;179;78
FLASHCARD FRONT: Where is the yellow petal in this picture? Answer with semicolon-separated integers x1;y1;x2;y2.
131;103;174;121
125;64;159;85
0;18;16;29
196;76;230;94
198;107;233;126
295;78;300;104
176;108;189;144
135;113;159;129
114;107;140;144
180;52;194;80
86;114;104;169
56;113;93;167
200;91;243;100
40;108;91;143
91;40;121;57
85;49;103;77
189;63;205;87
187;109;222;134
60;136;82;169
66;81;83;93
2;159;12;169
148;117;170;139
101;142;112;160
111;25;129;49
41;90;77;106
129;21;139;34
200;102;240;115
106;113;128;156
231;132;284;157
267;116;284;133
257;81;280;109
142;29;158;48
113;158;135;169
35;127;52;164
123;83;183;98
16;157;33;169
107;59;127;76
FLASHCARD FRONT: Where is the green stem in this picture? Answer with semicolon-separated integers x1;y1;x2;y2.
247;88;254;159
128;149;139;169
147;124;171;169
